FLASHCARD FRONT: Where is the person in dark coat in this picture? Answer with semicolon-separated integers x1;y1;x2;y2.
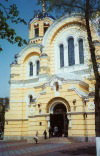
49;127;51;138
43;130;47;139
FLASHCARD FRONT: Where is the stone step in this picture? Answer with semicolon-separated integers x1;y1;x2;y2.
39;137;72;144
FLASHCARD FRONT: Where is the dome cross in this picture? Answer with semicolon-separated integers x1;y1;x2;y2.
42;0;46;14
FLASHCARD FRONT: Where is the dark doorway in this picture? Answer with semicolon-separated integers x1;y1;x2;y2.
50;103;68;137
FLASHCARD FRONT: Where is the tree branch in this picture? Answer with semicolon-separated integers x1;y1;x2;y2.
0;3;9;17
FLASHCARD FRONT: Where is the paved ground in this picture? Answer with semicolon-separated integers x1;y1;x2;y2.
0;137;96;156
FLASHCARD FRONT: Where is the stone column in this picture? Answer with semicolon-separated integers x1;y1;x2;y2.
74;37;80;65
34;62;37;76
67;114;72;136
64;40;68;67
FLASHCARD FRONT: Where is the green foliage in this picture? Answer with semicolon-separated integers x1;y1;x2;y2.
0;0;27;52
38;0;100;35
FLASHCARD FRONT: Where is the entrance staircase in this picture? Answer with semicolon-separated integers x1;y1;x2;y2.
39;137;72;144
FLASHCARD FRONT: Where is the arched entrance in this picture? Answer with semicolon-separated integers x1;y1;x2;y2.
50;103;68;137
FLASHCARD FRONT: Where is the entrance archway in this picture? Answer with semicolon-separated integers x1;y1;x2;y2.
50;103;68;137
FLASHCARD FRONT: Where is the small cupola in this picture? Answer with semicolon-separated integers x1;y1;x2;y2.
29;0;55;44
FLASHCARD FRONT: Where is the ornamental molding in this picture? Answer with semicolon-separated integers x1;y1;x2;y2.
42;74;88;89
68;86;88;98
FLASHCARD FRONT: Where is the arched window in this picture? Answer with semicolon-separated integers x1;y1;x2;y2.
44;22;50;34
29;95;33;103
79;39;84;64
68;37;75;66
59;44;64;67
34;23;39;37
29;62;33;76
36;60;40;75
55;82;59;91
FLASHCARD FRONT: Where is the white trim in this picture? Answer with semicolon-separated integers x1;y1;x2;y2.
49;101;68;114
68;86;88;98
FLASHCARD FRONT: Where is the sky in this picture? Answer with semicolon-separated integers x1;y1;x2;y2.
0;0;42;98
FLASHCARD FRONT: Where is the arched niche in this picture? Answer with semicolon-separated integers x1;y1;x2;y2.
47;97;70;113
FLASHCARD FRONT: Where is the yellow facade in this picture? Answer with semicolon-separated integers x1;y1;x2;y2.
4;13;100;142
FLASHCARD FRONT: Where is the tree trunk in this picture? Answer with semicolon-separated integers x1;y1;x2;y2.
85;0;100;156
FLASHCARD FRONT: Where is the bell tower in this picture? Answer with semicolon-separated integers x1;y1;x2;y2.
28;0;55;44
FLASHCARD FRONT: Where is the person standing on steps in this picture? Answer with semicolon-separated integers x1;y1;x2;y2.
33;131;39;144
49;127;52;138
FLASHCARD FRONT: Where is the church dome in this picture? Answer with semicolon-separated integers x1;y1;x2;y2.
30;11;55;22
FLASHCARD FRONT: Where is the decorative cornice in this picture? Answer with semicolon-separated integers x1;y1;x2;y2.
10;74;88;90
29;36;43;42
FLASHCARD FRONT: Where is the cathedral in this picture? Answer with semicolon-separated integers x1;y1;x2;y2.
4;2;100;142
